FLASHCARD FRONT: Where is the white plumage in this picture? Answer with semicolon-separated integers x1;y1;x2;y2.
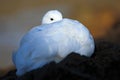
12;10;95;76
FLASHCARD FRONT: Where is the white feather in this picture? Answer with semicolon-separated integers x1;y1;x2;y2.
12;10;95;76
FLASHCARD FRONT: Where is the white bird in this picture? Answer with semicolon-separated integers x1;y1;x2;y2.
12;10;95;76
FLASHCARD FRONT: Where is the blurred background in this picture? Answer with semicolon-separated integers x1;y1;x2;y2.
0;0;120;75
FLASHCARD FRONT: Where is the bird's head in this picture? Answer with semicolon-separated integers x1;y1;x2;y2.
42;10;63;24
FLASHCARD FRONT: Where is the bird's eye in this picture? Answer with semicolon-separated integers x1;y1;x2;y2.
50;18;54;21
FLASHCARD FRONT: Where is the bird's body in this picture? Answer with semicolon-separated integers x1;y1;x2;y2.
12;10;95;76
